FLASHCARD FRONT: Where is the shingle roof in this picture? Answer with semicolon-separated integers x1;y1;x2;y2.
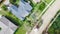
8;0;32;20
0;16;18;34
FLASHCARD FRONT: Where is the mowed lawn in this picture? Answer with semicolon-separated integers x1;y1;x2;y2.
45;0;52;4
15;25;26;34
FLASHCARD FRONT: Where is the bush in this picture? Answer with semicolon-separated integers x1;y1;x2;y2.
0;27;2;31
39;2;46;11
5;12;23;26
10;0;19;7
1;5;8;10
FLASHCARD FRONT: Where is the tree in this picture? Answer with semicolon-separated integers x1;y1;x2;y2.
10;0;19;7
1;5;8;11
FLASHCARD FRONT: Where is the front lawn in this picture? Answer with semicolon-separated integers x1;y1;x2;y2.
15;25;26;34
45;0;52;4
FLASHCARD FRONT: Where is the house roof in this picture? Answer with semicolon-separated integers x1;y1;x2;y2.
20;0;32;12
0;16;18;34
8;0;32;20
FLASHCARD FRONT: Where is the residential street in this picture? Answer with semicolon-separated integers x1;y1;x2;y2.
38;0;60;34
30;0;60;34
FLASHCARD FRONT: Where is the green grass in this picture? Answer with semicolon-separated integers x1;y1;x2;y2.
14;20;32;34
45;0;52;4
10;0;19;7
24;2;47;30
39;2;46;11
1;5;8;10
26;2;46;21
32;2;46;14
15;25;26;34
5;12;23;26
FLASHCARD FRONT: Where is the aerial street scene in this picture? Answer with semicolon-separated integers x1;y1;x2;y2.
0;0;60;34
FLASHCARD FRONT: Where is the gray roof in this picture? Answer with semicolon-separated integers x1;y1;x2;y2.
0;16;18;34
8;0;32;20
0;16;18;31
11;5;18;12
19;0;32;11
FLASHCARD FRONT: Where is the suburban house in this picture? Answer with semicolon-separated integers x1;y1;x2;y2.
7;0;32;20
0;15;18;34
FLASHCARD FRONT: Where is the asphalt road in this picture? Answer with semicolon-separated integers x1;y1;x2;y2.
38;0;60;34
29;0;60;34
